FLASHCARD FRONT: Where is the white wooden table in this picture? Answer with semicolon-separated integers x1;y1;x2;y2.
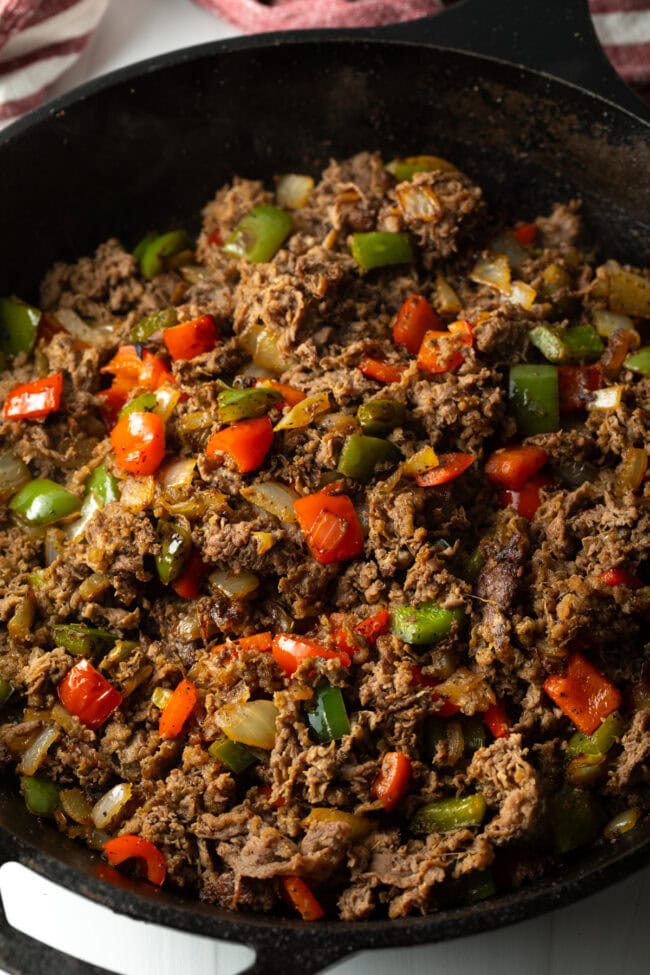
2;1;649;971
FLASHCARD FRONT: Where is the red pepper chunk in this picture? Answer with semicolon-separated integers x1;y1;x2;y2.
101;345;174;389
205;416;273;473
410;666;459;717
415;453;474;487
513;222;538;245
294;490;364;564
485;445;548;490
280;876;325;921
599;568;643;590
212;632;273;656
158;678;198;739
416;320;473;374
163;314;219;361
371;751;411;811
58;659;122;730
392;294;441;354
272;634;351;675
558;365;602;413
358;357;406;384
544;652;622;735
499;471;557;520
103;835;166;887
3;372;63;421
110;411;166;476
356;609;391;643
483;699;511;738
171;548;208;599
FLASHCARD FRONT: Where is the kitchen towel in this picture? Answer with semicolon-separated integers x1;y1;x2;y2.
1;0;649;125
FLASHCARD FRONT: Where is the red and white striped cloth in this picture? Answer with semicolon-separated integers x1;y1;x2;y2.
1;0;649;127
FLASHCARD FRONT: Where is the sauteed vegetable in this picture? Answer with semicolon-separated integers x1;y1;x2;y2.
0;151;648;920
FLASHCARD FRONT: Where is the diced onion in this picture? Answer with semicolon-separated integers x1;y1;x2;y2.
176;611;202;643
303;807;375;840
55;308;113;345
507;280;537;310
65;491;101;542
435;667;495;713
587;386;622;411
403;445;439;476
177;411;214;436
592;308;638;343
252;531;275;554
153;384;181;423
395;184;443;222
44;528;64;565
0;452;31;504
238;324;294;375
470;254;512;294
489;232;528;270
60;788;94;825
618;446;648;492
240;481;299;523
435;273;462;315
91;782;132;829
209;569;260;599
119;476;155;512
597;260;650;317
276;174;314;209
19;724;60;775
217;699;278;749
274;391;330;431
152;686;174;709
78;573;110;601
604;807;640;840
241;362;275;379
158;457;196;497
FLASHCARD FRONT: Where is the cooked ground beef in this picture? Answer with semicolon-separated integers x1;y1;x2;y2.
0;151;648;922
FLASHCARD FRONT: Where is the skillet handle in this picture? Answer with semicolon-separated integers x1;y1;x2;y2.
374;0;650;121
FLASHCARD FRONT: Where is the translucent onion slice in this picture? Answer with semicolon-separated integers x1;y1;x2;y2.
152;686;174;710
395;184;443;223
303;807;375;840
209;569;260;599
238;324;294;375
592;308;639;345
276;174;314;209
50;702;78;733
403;445;439;477
507;280;537;310
177;411;214;436
603;806;640;840
445;719;465;767
19;724;60;775
0;452;31;504
587;386;623;411
596;260;650;317
217;699;279;749
274;391;331;431
618;446;648;492
55;308;113;345
435;666;495;713
91;782;133;829
435;273;462;316
252;531;275;555
489;232;528;270
158;457;196;496
119;476;155;512
153;384;181;423
65;491;101;543
60;788;94;825
176;611;202;643
240;481;299;523
470;254;512;294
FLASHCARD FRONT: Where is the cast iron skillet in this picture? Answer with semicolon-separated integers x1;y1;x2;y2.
1;0;650;972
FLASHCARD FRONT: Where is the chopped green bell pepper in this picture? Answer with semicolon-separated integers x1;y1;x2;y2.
223;206;294;263
509;364;559;435
100;639;139;672
549;788;600;854
119;392;158;418
566;711;624;758
356;399;406;436
411;793;487;835
337;434;400;481
0;678;13;707
130;307;178;343
52;623;116;658
217;386;283;424
21;775;60;816
529;325;568;363
0;297;41;359
624;346;650;375
85;464;120;506
563;324;604;362
350;232;414;271
209;738;257;773
9;479;81;525
308;681;350;744
136;230;192;279
155;519;192;585
391;601;465;645
458;868;497;903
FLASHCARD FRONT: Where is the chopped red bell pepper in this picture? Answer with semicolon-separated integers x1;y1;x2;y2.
358;357;406;384
414;452;474;487
212;632;274;656
206;228;223;247
110;411;166;476
371;751;411;811
101;345;174;388
205;416;274;473
543;652;622;735
3;372;63;421
392;294;441;355
171;548;208;599
416;320;473;374
356;609;391;643
293;490;364;564
484;445;548;490
57;659;122;730
162;314;219;361
513;222;538;245
158;678;198;739
280;876;325;921
103;834;166;886
272;633;351;675
411;666;459;717
483;699;511;738
599;567;643;590
498;471;557;520
558;365;602;413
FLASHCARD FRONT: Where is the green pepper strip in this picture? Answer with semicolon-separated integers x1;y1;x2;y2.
217;387;283;424
155;519;192;585
0;297;41;359
529;325;568;363
349;232;413;271
624;345;650;375
130;307;178;343
119;391;158;418
458;868;497;904
86;464;120;506
223;206;294;264
563;324;604;362
308;682;350;744
356;399;406;436
208;738;257;773
9;478;81;526
549;788;601;853
52;623;116;658
411;793;487;835
0;678;13;707
390;601;464;645
508;364;559;436
137;230;192;279
100;639;139;672
21;775;60;816
566;711;624;758
337;434;400;481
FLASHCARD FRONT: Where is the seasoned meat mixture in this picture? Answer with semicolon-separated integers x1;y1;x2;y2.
0;151;648;920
